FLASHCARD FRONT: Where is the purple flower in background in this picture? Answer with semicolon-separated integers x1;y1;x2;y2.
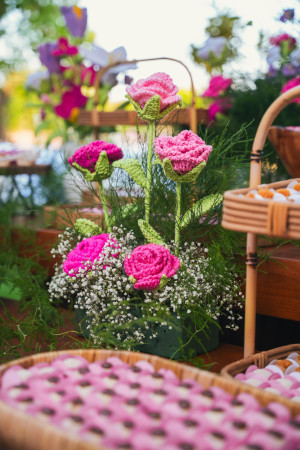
196;36;227;60
38;43;60;73
266;46;281;66
52;38;78;57
290;48;300;70
282;63;297;77
266;65;278;77
80;44;137;74
54;85;87;119
280;9;294;22
61;6;87;38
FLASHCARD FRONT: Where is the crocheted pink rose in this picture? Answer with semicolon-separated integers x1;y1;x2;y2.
155;130;212;175
282;76;300;103
68;140;123;172
124;244;180;290
126;72;181;112
63;234;119;276
269;33;296;50
202;75;232;98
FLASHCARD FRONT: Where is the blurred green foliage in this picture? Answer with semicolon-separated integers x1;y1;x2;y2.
0;0;76;73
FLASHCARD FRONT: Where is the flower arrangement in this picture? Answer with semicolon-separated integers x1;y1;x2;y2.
49;71;244;360
25;5;136;144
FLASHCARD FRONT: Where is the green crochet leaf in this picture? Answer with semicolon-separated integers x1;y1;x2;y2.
157;274;169;290
95;151;114;180
180;193;223;230
72;162;96;182
113;159;147;188
74;218;102;237
138;219;165;245
126;94;182;122
162;158;206;183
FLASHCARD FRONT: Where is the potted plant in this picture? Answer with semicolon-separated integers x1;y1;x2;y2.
48;72;244;361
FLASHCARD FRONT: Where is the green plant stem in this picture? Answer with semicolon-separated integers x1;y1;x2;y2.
145;120;154;224
98;180;111;232
175;181;182;256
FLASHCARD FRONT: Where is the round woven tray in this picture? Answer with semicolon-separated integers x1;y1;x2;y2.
1;349;300;450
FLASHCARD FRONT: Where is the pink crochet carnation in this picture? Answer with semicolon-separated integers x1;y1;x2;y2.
155;130;212;175
63;234;119;276
202;75;232;98
282;76;300;103
126;72;181;111
68;140;123;172
269;33;296;50
124;244;180;290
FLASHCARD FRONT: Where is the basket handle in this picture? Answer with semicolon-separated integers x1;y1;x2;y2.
250;85;300;187
92;57;196;108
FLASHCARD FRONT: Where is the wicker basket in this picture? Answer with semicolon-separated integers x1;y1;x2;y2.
221;85;300;358
222;178;300;239
1;349;300;450
221;343;300;378
77;57;208;138
268;125;300;177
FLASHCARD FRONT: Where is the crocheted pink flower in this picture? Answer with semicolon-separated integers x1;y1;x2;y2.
269;33;296;50
68;140;123;172
63;234;119;276
155;130;212;175
282;76;300;103
202;75;232;98
124;244;180;290
126;72;181;112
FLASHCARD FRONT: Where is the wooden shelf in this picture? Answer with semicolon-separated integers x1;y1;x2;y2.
0;164;51;176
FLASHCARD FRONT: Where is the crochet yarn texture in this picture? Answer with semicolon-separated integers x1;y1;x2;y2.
124;244;180;290
155;130;212;175
68;141;123;172
125;72;182;121
63;234;118;276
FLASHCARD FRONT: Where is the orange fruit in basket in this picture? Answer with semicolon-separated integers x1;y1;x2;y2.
276;188;290;197
294;183;300;191
276;359;292;372
257;189;274;199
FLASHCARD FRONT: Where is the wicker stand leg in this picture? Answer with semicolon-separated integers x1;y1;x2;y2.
244;233;258;357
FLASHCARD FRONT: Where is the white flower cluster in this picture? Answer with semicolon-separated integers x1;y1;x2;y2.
48;227;244;350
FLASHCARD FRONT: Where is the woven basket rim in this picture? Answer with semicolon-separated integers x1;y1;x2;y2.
221;343;300;377
2;349;300;450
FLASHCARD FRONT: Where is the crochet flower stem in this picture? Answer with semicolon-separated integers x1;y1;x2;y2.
145;120;154;224
97;179;111;232
175;181;182;256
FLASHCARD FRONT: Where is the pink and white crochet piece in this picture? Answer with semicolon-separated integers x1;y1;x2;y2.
155;130;212;181
125;72;182;121
124;244;180;290
63;234;119;276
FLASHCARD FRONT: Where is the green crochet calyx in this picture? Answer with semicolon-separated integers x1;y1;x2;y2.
126;94;182;122
72;151;113;182
74;218;102;237
156;158;206;183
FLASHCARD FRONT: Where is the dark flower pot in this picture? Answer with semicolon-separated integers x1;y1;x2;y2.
75;307;219;360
